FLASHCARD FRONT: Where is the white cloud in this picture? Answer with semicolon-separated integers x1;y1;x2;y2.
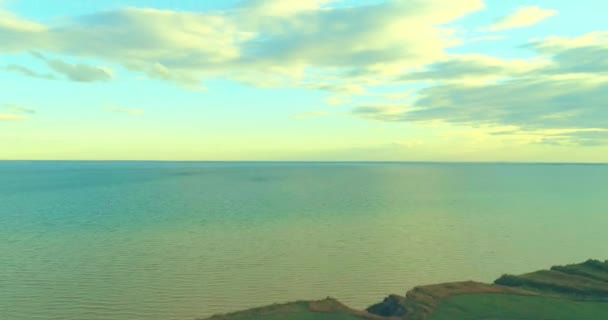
352;31;608;145
0;0;484;90
240;0;335;17
528;31;608;53
483;6;557;31
0;9;45;33
0;9;47;52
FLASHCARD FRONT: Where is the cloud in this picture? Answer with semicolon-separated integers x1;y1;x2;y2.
325;96;347;106
240;0;484;73
402;54;547;82
487;128;608;147
527;31;608;53
483;6;557;31
2;104;35;114
526;32;608;74
5;53;113;82
0;104;33;121
0;0;484;89
549;45;608;74
410;76;607;129
562;131;608;146
31;51;113;82
0;9;47;52
352;31;608;145
240;0;334;17
307;83;366;94
101;104;144;115
290;110;328;120
4;64;55;79
353;104;418;121
0;113;26;120
356;76;607;129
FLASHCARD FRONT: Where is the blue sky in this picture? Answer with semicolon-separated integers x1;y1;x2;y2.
1;0;607;161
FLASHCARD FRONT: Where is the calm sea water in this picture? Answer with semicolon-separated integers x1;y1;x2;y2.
1;161;607;320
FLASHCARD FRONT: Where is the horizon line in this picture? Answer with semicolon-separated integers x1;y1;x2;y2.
1;160;607;165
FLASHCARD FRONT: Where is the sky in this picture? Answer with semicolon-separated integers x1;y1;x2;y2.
0;0;607;162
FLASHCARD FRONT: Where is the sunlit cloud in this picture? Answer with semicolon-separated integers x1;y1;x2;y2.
526;32;608;74
482;6;558;31
0;0;606;159
528;31;608;52
351;31;608;146
0;0;484;90
239;0;335;17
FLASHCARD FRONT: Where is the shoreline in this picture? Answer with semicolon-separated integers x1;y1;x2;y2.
201;259;608;320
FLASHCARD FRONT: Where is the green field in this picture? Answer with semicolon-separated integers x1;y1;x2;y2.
201;300;376;320
204;293;608;320
209;312;365;320
428;293;608;320
203;260;608;320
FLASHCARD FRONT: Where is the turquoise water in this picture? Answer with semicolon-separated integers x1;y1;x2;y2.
1;161;607;320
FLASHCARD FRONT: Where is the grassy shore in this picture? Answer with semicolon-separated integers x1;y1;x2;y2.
428;293;608;320
199;259;608;320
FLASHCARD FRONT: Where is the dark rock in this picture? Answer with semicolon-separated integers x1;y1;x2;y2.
366;294;408;317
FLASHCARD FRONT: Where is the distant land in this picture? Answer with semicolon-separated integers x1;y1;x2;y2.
200;259;608;320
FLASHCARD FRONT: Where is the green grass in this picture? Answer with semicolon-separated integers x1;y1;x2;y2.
202;301;371;320
213;312;366;320
428;293;608;320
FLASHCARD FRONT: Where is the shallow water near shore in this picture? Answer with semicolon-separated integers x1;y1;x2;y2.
2;161;607;320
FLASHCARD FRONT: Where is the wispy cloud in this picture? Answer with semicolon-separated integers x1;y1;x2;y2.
31;52;113;82
352;31;608;145
483;6;557;31
0;113;26;120
102;104;144;115
0;104;33;121
0;0;605;147
401;54;546;82
3;104;35;114
325;96;348;106
0;0;484;89
353;104;417;121
484;128;608;147
4;64;55;79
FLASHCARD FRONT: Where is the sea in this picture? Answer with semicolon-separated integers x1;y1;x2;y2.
1;161;607;320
